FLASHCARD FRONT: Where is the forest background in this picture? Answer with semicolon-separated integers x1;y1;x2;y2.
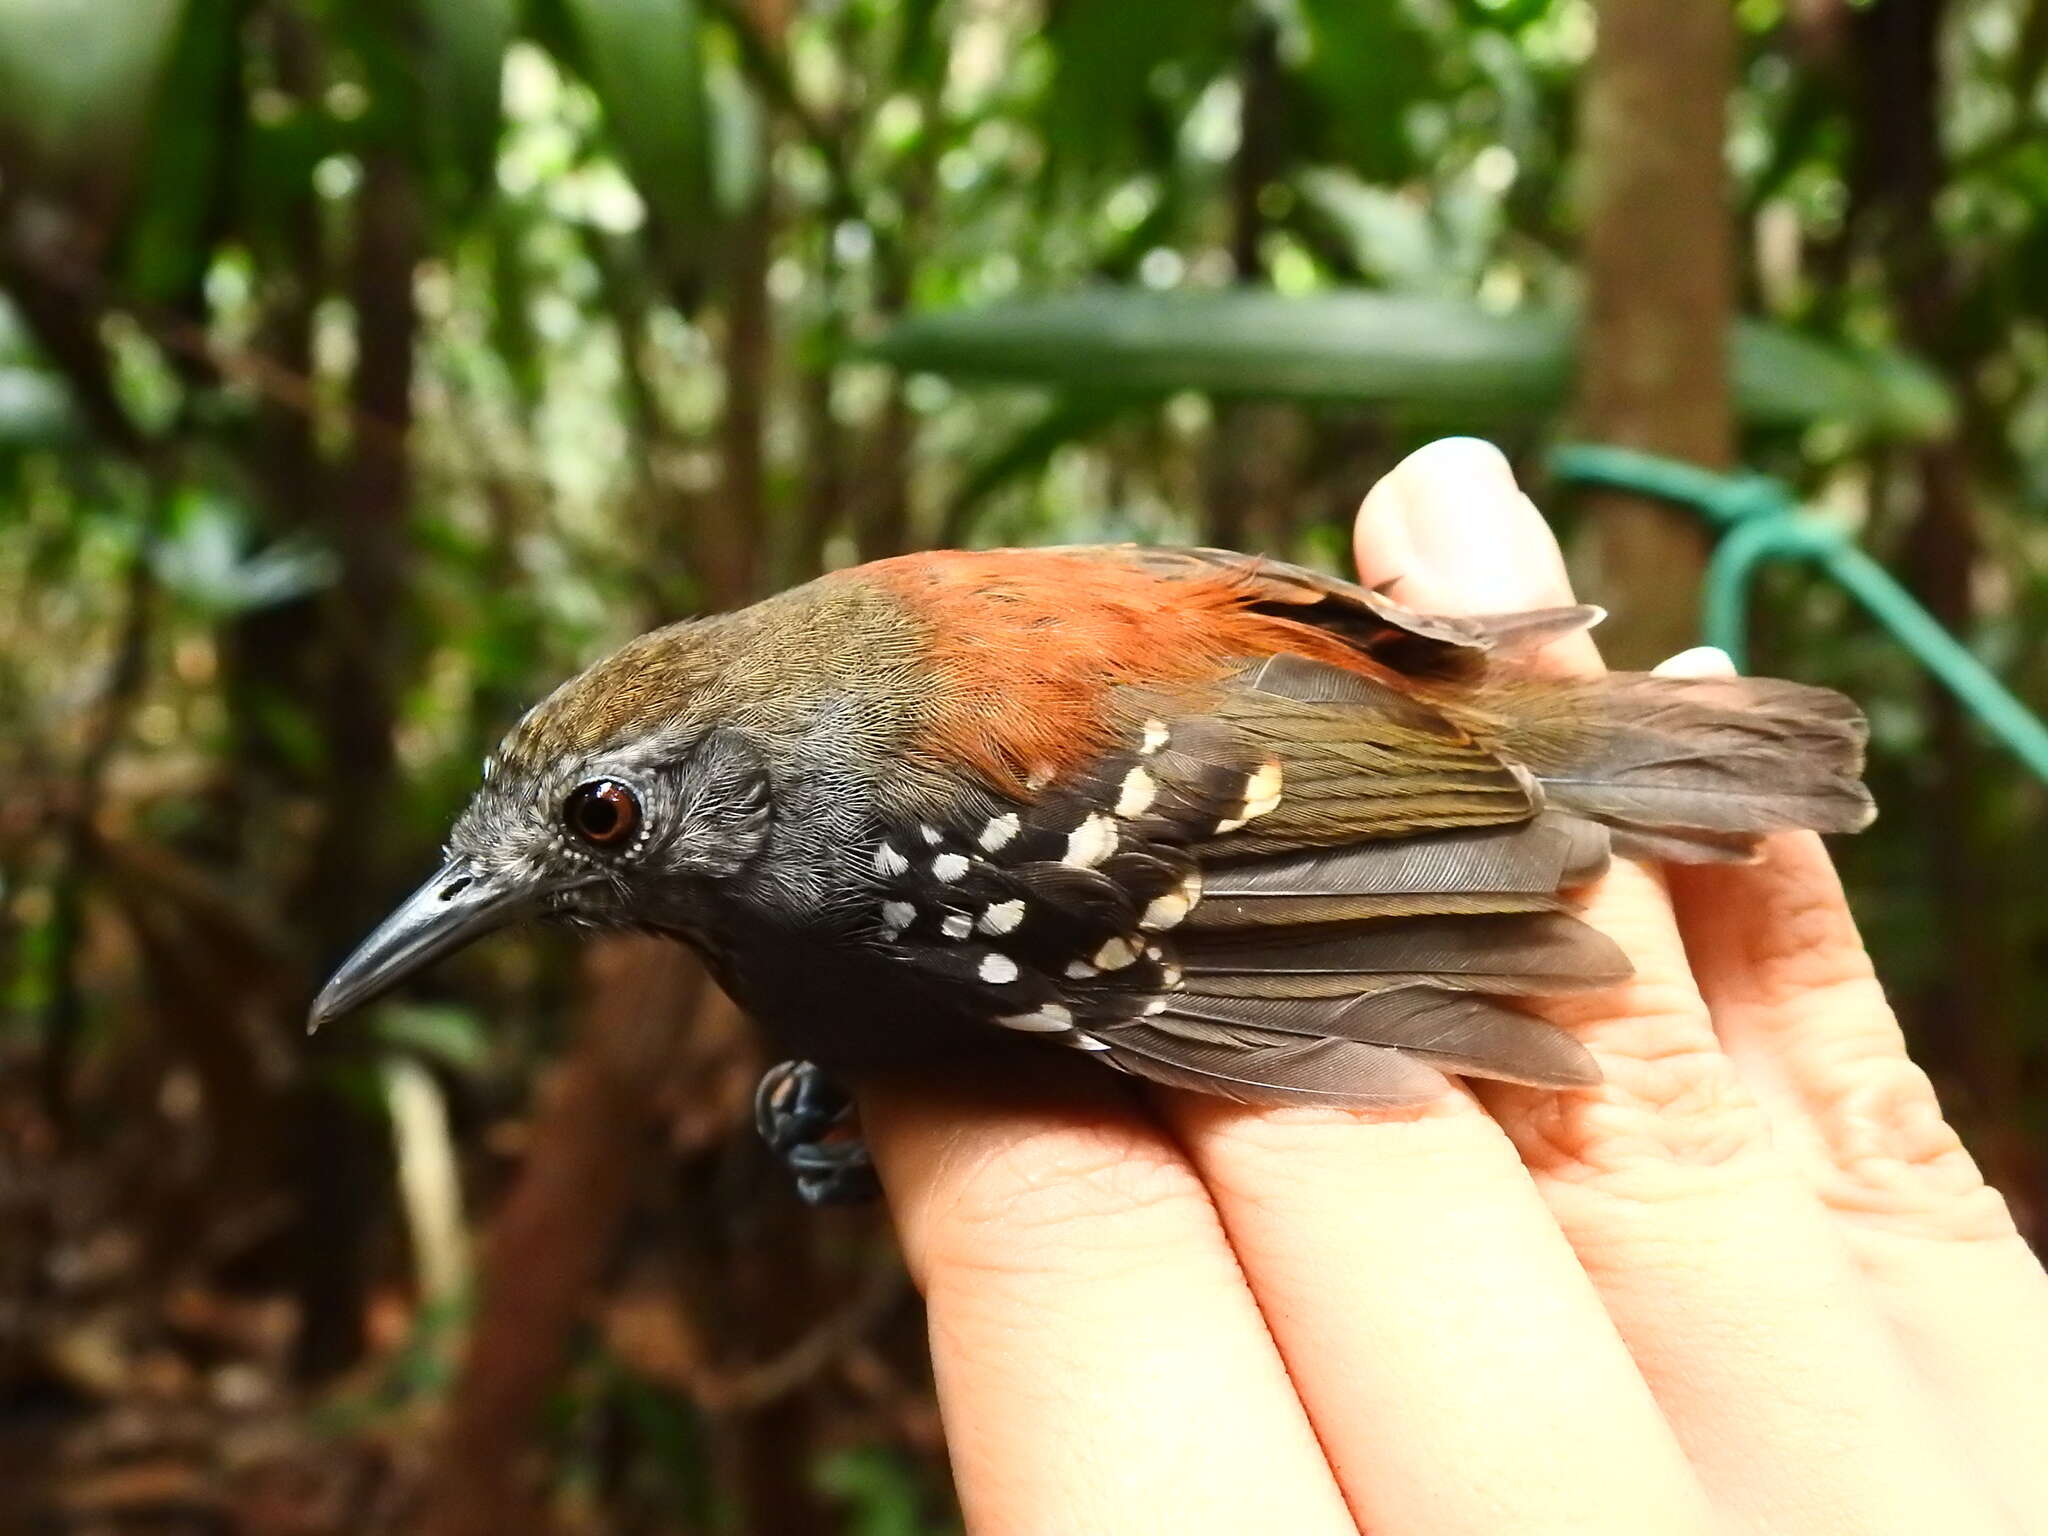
1;0;2044;1530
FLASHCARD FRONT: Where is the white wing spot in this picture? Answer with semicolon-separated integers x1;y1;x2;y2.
1065;960;1099;980
978;812;1020;851
1213;814;1249;835
1093;936;1138;971
979;952;1020;984
978;899;1025;935
873;842;910;877
1064;812;1118;868
1139;719;1170;755
1142;996;1170;1015
920;824;944;845
880;900;916;935
1141;891;1189;930
1115;766;1157;819
1071;1032;1112;1051
1159;962;1183;986
1243;760;1284;819
932;852;971;882
997;1003;1073;1033
940;913;972;940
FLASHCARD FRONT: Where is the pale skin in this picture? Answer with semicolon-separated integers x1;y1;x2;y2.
856;438;2048;1536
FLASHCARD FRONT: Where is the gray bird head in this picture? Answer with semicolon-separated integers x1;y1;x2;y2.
307;623;779;1030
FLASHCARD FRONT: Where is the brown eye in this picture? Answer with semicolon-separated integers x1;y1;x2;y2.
564;779;640;847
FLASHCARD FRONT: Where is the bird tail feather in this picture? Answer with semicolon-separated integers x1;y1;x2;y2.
1459;673;1875;862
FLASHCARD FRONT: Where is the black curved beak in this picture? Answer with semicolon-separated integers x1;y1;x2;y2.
308;860;532;1032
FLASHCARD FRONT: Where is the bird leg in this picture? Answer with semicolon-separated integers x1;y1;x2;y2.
753;1059;879;1206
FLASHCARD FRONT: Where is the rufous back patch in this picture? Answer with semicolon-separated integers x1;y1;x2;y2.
863;550;1381;793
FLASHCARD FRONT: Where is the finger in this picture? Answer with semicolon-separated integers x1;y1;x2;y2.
1152;439;1721;1536
861;1062;1357;1536
1360;440;2007;1533
1665;652;2048;1519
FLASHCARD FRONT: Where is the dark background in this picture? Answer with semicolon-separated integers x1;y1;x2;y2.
0;0;2043;1530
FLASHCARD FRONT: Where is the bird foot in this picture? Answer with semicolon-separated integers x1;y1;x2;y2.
753;1059;879;1206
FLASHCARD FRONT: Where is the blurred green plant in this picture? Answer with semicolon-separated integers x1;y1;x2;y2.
0;0;2042;1530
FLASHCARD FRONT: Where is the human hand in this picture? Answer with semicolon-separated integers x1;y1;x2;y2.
857;438;2048;1536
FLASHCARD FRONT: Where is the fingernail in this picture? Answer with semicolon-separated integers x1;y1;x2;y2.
1368;439;1573;613
1651;645;1738;678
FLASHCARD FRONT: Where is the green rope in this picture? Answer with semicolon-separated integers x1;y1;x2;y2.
1548;442;2048;785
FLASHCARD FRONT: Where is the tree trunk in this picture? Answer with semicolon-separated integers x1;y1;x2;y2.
1572;0;1734;666
1206;12;1298;554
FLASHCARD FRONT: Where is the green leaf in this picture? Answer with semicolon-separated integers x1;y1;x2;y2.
419;0;517;208
0;366;79;448
1294;0;1437;182
150;492;340;615
941;392;1145;543
0;0;188;220
872;290;1955;439
1041;0;1234;174
119;0;240;304
559;0;716;279
877;289;1567;412
368;1004;492;1075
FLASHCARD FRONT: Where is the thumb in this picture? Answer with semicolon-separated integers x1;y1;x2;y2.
1355;439;1595;666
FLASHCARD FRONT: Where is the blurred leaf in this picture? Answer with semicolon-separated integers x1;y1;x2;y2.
119;0;239;303
368;1004;491;1075
941;392;1141;542
0;0;188;225
815;1445;932;1536
1298;169;1465;293
1042;0;1233;174
879;289;1566;411
419;0;517;208
559;0;717;281
706;54;764;217
150;493;340;615
1295;0;1435;182
874;290;1955;438
0;366;79;446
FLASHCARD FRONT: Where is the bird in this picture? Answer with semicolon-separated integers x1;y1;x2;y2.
310;545;1874;1202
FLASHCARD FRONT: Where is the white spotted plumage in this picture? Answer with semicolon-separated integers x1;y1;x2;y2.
1141;890;1190;930
979;952;1020;984
1243;760;1284;819
932;851;970;882
978;812;1020;851
1064;812;1117;868
1093;936;1138;971
978;898;1025;935
880;899;915;935
997;1003;1073;1033
1115;765;1158;818
873;841;909;877
941;913;972;939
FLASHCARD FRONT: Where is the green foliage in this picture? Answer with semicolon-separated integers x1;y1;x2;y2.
419;0;520;208
150;492;339;616
877;290;1955;438
0;0;2043;1525
556;0;719;282
120;0;241;303
0;0;186;207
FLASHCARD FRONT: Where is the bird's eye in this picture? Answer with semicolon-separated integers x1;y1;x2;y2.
563;779;641;848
